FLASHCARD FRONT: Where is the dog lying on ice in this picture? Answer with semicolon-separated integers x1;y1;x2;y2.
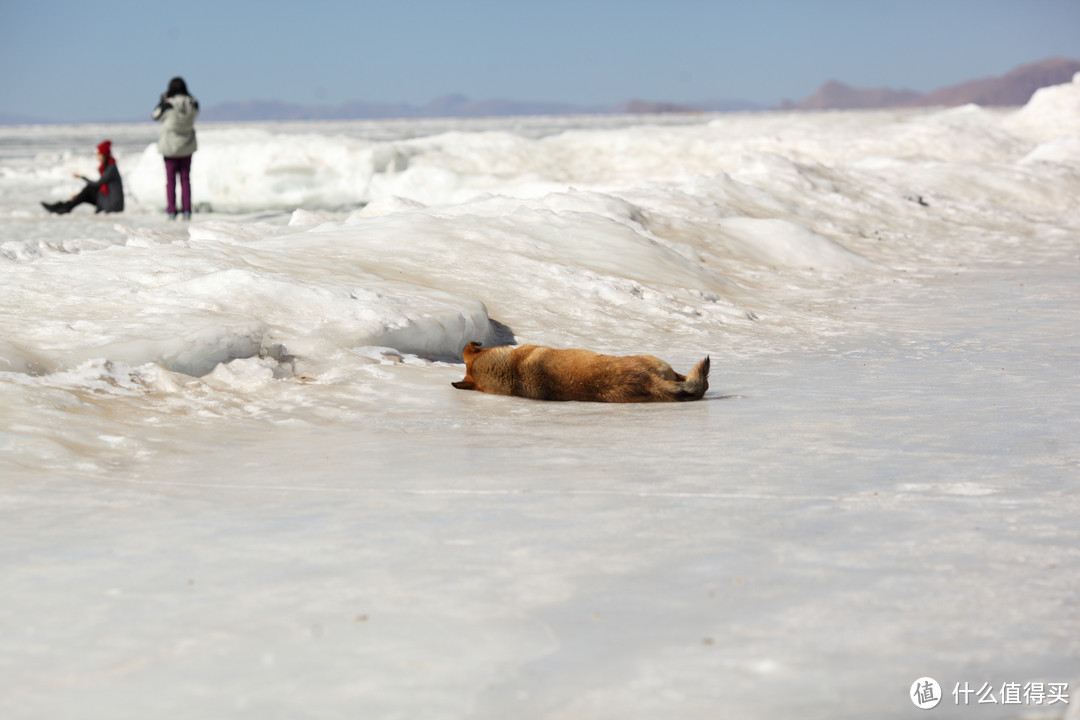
452;341;710;403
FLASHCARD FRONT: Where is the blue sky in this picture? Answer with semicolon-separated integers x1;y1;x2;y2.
2;0;1077;122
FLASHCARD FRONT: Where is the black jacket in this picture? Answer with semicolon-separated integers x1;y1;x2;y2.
83;162;124;213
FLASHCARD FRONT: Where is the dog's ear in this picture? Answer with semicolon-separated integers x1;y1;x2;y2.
461;341;482;362
452;380;476;390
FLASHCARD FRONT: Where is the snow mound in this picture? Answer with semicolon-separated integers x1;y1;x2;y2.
1004;71;1080;142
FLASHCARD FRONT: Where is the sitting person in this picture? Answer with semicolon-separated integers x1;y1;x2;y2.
42;140;125;214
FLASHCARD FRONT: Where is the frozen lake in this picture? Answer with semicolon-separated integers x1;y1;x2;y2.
2;77;1079;719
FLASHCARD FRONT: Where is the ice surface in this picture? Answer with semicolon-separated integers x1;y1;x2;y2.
1;80;1079;719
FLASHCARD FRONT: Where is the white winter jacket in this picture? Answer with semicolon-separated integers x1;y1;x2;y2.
153;94;199;158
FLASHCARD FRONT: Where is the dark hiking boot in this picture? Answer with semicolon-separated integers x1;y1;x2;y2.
42;201;74;214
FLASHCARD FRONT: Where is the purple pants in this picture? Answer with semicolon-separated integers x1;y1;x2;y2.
164;156;192;214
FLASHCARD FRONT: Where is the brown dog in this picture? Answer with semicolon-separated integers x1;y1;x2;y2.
452;342;710;402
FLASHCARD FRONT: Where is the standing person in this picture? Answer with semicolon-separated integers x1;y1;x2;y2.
41;140;124;214
153;76;199;220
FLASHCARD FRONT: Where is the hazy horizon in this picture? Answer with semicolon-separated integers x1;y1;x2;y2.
3;0;1078;124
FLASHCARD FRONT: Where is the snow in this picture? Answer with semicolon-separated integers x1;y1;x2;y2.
1;79;1079;719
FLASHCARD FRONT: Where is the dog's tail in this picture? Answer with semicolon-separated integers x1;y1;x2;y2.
668;356;710;401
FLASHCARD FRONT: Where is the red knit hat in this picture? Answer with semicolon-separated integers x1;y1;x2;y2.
96;140;112;156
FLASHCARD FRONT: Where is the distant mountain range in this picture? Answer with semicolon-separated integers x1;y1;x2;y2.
3;57;1077;126
779;57;1080;111
200;94;752;122
200;57;1080;122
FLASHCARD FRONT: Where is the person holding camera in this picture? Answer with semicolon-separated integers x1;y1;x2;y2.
153;76;199;220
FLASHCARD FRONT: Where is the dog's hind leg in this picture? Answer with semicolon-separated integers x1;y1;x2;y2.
667;356;710;401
